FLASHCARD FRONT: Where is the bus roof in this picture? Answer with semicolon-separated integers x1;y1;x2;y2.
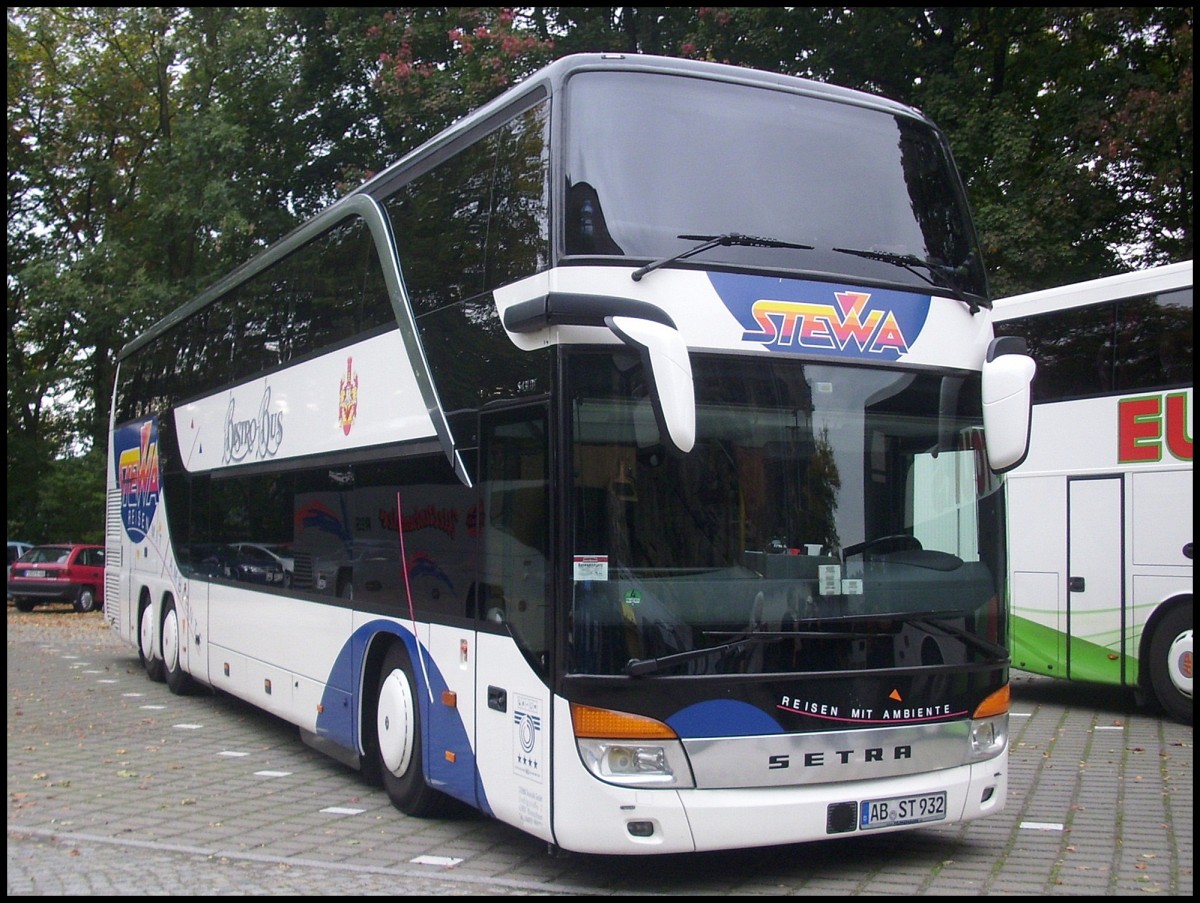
992;260;1193;320
352;52;930;202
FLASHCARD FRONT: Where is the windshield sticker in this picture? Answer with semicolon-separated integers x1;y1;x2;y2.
114;418;160;543
573;555;609;581
818;564;841;595
709;272;931;361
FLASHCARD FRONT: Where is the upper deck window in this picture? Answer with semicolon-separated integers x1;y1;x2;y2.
561;71;986;299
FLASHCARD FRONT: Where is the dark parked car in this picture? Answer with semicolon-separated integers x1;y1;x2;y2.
8;543;106;613
228;542;295;587
187;543;286;586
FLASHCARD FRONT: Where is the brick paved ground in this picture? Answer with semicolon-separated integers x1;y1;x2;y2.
7;604;1192;895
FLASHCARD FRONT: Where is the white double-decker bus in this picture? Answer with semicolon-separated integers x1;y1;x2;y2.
106;53;1035;854
994;261;1192;724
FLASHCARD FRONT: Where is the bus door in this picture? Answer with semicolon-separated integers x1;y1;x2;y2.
472;403;555;843
1067;475;1124;685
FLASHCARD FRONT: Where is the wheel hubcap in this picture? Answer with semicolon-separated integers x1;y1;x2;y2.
376;670;414;776
140;606;155;661
1167;628;1193;697
163;608;180;672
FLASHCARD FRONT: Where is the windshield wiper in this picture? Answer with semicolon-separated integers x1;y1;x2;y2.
631;233;814;282
831;246;982;314
622;615;1006;675
623;626;875;676
623;634;771;676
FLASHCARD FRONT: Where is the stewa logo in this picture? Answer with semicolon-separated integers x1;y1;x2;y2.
115;418;160;543
709;272;931;361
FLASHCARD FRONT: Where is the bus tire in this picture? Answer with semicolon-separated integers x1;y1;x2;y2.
139;599;165;682
1146;604;1192;726
374;643;453;817
162;596;197;695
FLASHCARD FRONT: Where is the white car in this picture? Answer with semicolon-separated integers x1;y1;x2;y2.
228;543;295;587
8;540;34;590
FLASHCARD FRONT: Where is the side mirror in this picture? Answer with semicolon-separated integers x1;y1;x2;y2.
605;315;696;454
496;292;696;455
981;336;1036;473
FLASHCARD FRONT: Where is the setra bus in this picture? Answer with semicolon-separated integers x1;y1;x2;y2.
105;53;1035;854
993;261;1192;724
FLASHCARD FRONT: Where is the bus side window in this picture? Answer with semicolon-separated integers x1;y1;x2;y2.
480;407;550;671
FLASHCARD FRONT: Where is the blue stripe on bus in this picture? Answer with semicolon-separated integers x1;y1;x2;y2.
667;698;783;738
316;621;486;813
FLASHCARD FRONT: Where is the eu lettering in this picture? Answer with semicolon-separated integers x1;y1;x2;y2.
1118;392;1193;463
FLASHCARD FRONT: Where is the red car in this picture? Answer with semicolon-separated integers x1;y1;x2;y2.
8;543;106;613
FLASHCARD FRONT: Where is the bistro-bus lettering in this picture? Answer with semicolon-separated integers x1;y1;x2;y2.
223;387;284;464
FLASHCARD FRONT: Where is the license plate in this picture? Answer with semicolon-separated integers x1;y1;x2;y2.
25;569;46;578
860;791;947;830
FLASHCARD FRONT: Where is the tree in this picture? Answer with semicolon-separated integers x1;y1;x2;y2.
6;7;1193;543
7;7;331;540
671;7;1191;294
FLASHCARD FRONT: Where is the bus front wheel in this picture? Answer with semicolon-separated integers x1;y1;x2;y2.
1147;605;1192;726
374;643;453;817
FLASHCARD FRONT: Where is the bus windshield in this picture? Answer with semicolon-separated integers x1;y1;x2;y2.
562;70;987;301
568;351;1004;676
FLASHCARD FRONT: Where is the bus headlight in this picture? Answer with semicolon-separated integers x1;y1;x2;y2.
571;703;695;788
969;714;1008;760
576;738;693;787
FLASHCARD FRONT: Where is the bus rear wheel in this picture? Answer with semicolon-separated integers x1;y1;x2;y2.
139;601;165;682
374;643;454;817
1147;605;1192;726
162;596;197;695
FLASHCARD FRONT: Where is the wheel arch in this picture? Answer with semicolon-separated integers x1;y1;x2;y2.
357;628;419;773
1137;592;1192;693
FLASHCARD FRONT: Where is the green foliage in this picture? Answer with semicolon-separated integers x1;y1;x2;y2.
8;449;106;545
6;6;1194;543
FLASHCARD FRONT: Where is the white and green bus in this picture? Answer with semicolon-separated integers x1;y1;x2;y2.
994;261;1192;723
106;53;1035;854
